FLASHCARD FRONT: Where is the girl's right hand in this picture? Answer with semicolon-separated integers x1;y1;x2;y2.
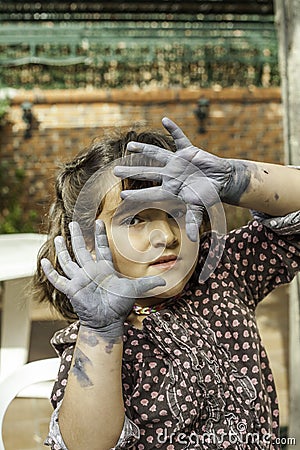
41;220;165;339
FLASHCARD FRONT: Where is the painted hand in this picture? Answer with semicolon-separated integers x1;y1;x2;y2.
41;220;165;339
114;117;250;241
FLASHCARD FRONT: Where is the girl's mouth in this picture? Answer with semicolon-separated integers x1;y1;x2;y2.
150;255;178;270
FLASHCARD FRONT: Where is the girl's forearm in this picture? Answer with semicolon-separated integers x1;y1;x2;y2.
226;161;300;216
58;326;125;450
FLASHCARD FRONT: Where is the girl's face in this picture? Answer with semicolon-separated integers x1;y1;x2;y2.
98;185;199;303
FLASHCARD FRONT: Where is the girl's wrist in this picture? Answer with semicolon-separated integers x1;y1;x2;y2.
79;321;125;342
220;159;253;206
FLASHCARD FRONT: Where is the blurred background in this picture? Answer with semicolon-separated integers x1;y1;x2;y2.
0;1;296;448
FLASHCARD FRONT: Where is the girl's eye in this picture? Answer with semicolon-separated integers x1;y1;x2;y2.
168;209;185;220
122;216;143;226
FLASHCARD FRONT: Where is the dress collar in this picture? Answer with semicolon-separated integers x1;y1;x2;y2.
132;294;182;316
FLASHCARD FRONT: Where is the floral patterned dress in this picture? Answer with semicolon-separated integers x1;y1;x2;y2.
45;215;300;450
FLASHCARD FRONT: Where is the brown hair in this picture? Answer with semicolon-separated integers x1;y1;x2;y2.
31;127;177;321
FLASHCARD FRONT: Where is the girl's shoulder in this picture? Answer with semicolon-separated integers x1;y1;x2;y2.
199;218;284;251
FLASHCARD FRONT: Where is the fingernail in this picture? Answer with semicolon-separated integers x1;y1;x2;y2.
120;191;130;199
54;235;63;246
95;219;104;229
159;277;166;286
127;142;140;152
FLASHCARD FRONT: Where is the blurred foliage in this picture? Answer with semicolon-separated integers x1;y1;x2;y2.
0;98;10;125
0;44;280;89
0;160;38;233
0;17;279;89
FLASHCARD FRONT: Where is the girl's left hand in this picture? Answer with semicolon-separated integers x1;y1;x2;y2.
114;117;250;241
41;220;165;339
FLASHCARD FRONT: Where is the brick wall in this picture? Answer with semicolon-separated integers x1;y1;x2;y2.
0;87;283;232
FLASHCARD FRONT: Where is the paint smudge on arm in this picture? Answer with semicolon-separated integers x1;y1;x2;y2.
221;161;253;205
79;326;122;354
71;347;93;388
80;328;101;348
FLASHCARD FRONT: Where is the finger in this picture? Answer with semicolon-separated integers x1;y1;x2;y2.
69;221;94;267
162;117;192;150
132;276;166;296
41;258;70;295
185;206;203;242
114;165;163;182
94;220;113;262
54;236;79;279
126;141;172;164
120;186;170;202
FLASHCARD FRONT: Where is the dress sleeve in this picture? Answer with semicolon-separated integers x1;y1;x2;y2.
45;323;140;449
251;210;300;236
44;401;139;450
44;401;67;450
49;323;78;409
225;212;300;306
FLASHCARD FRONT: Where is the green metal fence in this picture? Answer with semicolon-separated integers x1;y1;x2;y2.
0;15;279;89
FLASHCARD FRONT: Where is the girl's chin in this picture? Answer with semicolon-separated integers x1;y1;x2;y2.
140;279;188;300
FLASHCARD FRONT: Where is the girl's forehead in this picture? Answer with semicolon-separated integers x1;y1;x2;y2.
100;184;187;222
100;184;123;218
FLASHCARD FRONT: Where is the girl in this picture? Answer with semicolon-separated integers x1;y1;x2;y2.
34;118;300;450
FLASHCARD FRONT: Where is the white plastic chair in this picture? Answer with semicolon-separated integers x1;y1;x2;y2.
0;357;60;450
0;233;48;381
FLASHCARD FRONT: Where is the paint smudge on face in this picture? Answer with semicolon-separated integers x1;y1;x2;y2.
274;193;279;200
71;347;93;388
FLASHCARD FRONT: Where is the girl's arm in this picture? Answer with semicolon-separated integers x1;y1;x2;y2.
227;161;300;216
42;221;165;449
58;327;125;450
114;118;300;241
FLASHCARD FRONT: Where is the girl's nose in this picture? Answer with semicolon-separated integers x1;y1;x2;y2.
149;220;179;248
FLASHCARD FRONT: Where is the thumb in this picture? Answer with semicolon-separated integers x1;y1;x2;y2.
185;206;203;242
133;276;166;296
